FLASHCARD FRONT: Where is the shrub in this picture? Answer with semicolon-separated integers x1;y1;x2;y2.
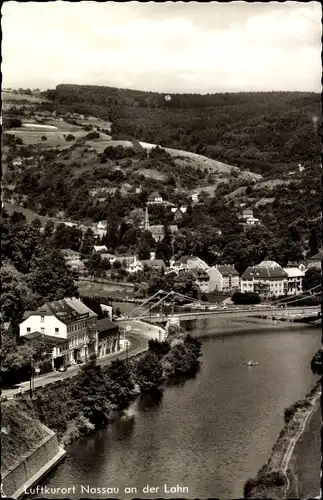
85;131;100;140
41;135;47;141
65;134;75;142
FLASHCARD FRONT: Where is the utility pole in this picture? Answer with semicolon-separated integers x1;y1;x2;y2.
29;354;34;399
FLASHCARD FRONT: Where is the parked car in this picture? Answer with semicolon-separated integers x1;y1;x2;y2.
58;365;67;372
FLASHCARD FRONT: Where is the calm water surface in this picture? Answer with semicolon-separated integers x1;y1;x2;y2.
33;318;320;499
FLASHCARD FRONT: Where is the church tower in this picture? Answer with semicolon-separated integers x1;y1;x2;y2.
144;205;149;231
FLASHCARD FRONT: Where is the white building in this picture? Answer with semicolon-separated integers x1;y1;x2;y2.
283;267;306;295
147;191;163;204
207;265;240;293
19;298;98;368
241;261;288;297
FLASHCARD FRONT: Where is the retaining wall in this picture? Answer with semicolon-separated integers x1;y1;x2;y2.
2;422;65;499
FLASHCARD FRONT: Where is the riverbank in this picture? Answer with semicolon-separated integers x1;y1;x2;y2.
244;380;321;499
253;314;320;325
4;333;201;448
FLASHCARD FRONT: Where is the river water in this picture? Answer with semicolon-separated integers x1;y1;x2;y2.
32;318;321;499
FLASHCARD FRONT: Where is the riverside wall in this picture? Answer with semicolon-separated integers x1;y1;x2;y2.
2;422;66;499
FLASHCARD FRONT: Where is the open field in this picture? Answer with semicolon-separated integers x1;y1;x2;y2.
5;128;87;148
103;139;263;180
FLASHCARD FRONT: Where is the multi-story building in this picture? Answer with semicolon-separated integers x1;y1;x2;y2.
190;268;210;293
207;265;240;293
97;318;120;357
283;266;306;295
172;256;209;273
19;297;98;369
240;261;288;297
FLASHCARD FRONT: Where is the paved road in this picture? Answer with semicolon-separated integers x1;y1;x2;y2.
2;320;164;399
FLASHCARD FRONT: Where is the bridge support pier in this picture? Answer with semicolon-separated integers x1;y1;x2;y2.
165;316;181;337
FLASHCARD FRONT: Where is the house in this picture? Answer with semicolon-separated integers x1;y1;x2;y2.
61;249;81;263
147;192;163;204
306;251;322;270
97;221;108;231
283;267;306;295
207;265;240;293
61;249;86;274
241;261;288;297
97;318;120;358
175;255;209;272
13;158;23;167
171;206;187;222
149;224;178;242
190;268;210;293
100;253;116;265
93;245;108;253
113;255;143;273
241;209;254;220
19;298;98;369
240;209;260;226
140;259;166;272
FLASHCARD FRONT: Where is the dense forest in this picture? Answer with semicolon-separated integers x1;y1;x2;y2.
43;85;321;177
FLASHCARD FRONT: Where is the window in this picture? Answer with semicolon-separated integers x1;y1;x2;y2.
55;327;59;333
27;327;31;332
41;316;45;323
41;328;45;334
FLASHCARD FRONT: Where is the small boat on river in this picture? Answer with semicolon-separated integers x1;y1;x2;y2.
246;360;258;367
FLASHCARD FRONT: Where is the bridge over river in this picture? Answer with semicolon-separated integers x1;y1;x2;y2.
127;306;321;324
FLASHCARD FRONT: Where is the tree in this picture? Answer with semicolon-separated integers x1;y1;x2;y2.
148;339;171;359
85;253;103;278
302;268;321;292
134;352;163;393
137;230;156;260
0;264;37;331
28;249;79;301
0;327;32;387
231;291;261;305
308;229;319;257
103;359;135;409
43;220;55;239
69;362;112;425
80;228;95;256
31;218;42;231
156;224;172;265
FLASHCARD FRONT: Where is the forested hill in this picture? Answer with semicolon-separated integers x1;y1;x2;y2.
43;85;321;178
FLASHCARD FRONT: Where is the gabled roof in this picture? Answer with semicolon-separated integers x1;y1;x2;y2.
214;265;239;277
148;191;162;199
22;298;97;325
257;260;281;268
93;245;108;252
241;266;288;280
114;255;137;265
140;259;166;270
308;251;322;261
23;331;67;345
97;318;119;333
48;297;97;324
283;267;306;278
149;225;178;234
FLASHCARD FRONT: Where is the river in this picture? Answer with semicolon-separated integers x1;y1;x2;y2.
31;318;321;499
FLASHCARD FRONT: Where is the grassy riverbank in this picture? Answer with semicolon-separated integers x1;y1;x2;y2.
244;380;321;499
4;333;202;450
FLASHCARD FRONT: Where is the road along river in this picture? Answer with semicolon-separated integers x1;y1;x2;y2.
30;317;321;499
